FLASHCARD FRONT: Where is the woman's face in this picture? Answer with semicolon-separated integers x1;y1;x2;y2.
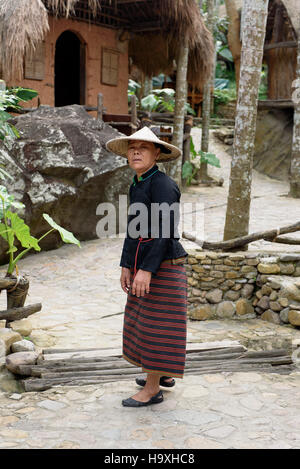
127;140;160;177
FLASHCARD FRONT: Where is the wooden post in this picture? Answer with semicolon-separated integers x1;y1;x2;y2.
97;93;103;121
223;0;269;243
170;37;189;188
183;116;193;166
130;94;137;134
289;21;300;198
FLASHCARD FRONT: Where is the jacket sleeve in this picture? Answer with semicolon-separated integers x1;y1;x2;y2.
120;237;132;269
139;175;180;275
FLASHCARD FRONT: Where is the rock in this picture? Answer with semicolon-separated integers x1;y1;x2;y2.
288;310;300;326
256;296;270;310
241;284;254;299
188;257;198;265
11;339;35;353
278;297;289;308
289;303;300;311
225;271;239;279
187;277;198;287
0;320;6;329
280;307;290;324
37;400;66;411
0;329;22;354
223;290;240;301
236;298;254;316
206;288;223;304
257;264;280;274
6;351;39;374
9;319;32;336
1;105;132;258
280;282;300;303
255;306;264;315
29;330;56;347
216;301;235;318
269;291;278;301
279;263;295;275
261;285;272;296
279;254;300;262
261;309;281;324
0;339;5;359
269;301;282;312
190;305;212;321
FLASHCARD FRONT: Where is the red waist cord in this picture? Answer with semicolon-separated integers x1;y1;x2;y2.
134;237;153;278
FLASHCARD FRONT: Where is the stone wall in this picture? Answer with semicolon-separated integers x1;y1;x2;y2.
186;251;300;328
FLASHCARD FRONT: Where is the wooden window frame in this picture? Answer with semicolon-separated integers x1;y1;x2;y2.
24;41;46;81
101;47;119;87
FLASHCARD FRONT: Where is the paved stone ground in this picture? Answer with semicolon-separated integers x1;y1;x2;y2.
0;129;300;449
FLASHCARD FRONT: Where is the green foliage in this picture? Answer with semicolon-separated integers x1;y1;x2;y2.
128;81;196;116
182;136;221;185
0;84;38;182
0;185;81;275
0;85;38;144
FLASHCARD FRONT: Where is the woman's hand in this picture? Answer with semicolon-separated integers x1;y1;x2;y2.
120;267;131;294
132;269;152;298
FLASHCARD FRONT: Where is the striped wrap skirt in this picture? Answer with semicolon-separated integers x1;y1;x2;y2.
122;261;187;378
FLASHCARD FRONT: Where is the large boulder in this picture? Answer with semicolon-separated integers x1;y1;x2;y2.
0;105;132;262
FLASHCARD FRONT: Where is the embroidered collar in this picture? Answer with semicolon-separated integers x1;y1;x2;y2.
133;164;159;186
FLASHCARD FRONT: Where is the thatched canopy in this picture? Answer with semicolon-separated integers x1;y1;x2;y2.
0;0;214;89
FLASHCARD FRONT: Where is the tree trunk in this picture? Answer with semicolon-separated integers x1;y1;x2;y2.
169;37;189;188
224;0;243;90
223;0;269;243
198;0;215;183
289;26;300;198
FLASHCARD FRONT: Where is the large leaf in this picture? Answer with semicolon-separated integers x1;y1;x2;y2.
0;110;12;122
182;161;194;180
140;94;158;111
200;151;221;168
0;221;12;244
152;88;175;98
13;88;38;102
190;137;197;158
0;186;24;216
43;214;81;247
6;210;41;251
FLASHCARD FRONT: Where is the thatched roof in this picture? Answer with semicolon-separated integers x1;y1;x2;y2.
0;0;214;89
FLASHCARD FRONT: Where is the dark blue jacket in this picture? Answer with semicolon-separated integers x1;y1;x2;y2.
120;164;187;274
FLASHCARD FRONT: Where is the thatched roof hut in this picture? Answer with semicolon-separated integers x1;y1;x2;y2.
0;0;214;89
225;0;299;100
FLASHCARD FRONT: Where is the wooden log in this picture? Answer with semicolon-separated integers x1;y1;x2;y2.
0;278;20;290
0;303;42;321
130;95;138;133
97;93;103;121
264;41;297;51
182;220;300;250
41;340;245;356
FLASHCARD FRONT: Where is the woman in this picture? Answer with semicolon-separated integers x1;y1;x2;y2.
106;127;188;407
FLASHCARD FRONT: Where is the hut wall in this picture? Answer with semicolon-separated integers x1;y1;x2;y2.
6;16;129;116
266;48;297;100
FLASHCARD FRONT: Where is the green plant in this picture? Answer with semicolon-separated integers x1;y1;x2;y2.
0;185;81;275
0;84;38;182
182;136;221;185
0;84;38;145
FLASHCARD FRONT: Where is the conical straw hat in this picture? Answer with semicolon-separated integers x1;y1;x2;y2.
106;127;182;162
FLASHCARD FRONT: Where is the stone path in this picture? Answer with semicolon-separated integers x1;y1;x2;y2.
0;129;300;449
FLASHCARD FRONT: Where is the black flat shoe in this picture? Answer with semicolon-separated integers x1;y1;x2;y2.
136;376;175;388
122;390;164;407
